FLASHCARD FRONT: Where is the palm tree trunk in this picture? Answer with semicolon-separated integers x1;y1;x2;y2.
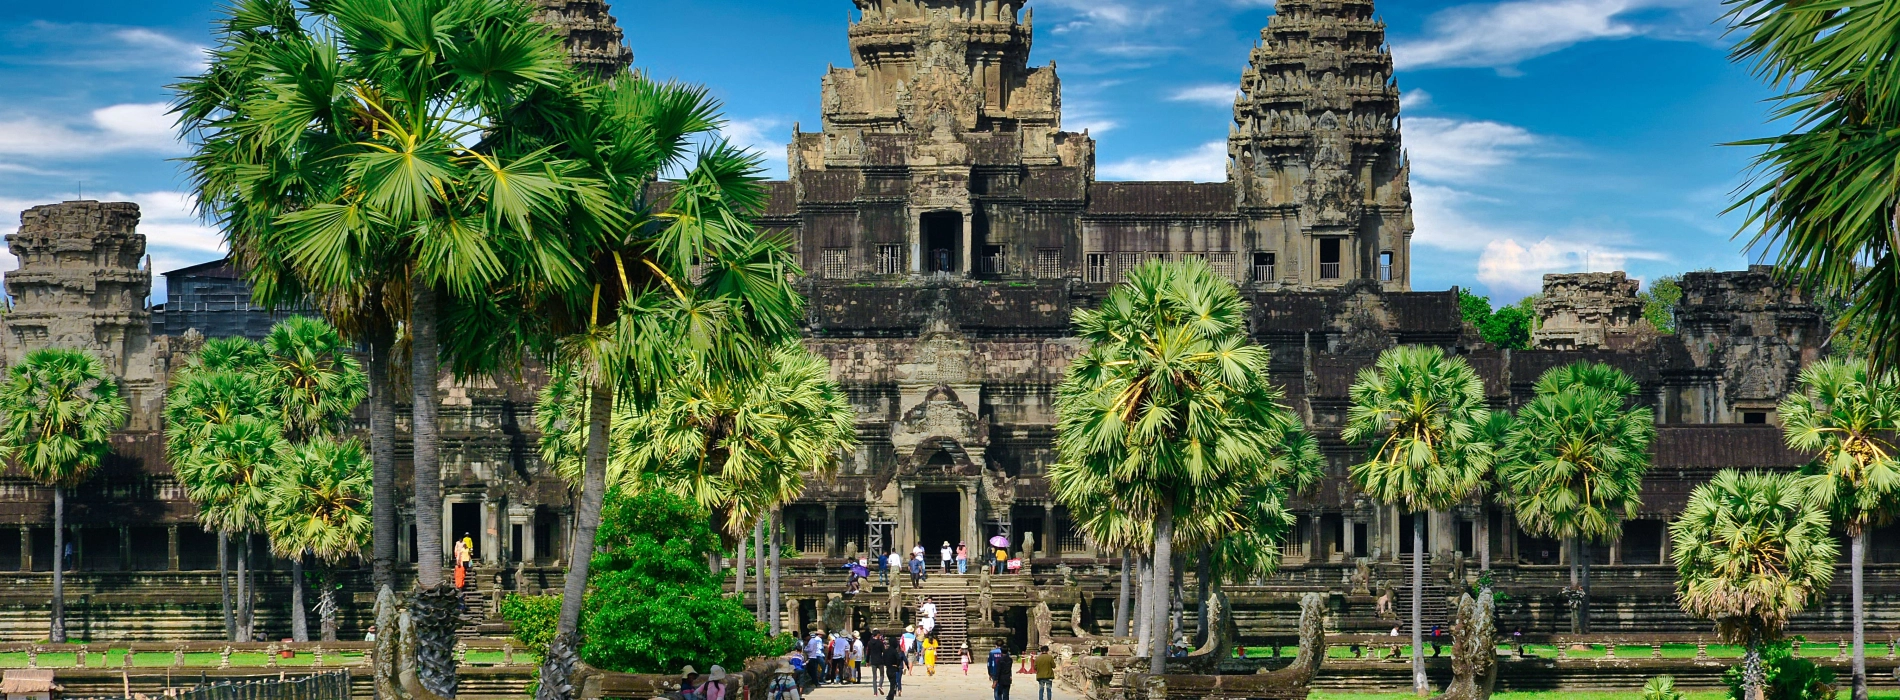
735;532;747;602
1744;639;1765;700
1114;550;1131;638
1194;548;1211;646
1149;506;1175;675
1852;529;1867;700
553;381;612;641
1412;513;1426;697
1477;509;1490;573
1171;553;1185;645
769;508;783;636
1135;554;1151;652
291;554;309;642
411;282;445;587
219;532;234;642
50;487;66;643
236;534;250;641
754;518;766;623
1580;539;1592;634
368;327;398;593
1568;536;1581;634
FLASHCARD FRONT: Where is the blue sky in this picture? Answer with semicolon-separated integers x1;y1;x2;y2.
0;0;1777;302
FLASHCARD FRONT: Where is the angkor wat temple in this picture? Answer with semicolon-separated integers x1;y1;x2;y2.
1;0;1892;647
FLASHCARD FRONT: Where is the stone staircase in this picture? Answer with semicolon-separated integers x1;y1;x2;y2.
1389;558;1453;636
918;593;968;652
458;588;499;638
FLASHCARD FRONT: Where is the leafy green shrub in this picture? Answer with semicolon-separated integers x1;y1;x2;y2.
578;489;776;674
499;593;563;654
1724;639;1837;700
1644;675;1685;700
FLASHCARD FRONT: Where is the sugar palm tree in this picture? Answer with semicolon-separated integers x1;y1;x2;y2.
165;338;275;641
1722;0;1900;371
0;349;129;643
1498;362;1654;633
1778;358;1900;700
174;0;609;595
1343;344;1492;696
1051;258;1296;674
265;437;372;642
177;415;286;642
1672;470;1837;700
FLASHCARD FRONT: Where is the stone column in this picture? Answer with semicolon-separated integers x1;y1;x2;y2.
167;525;180;571
960;211;974;277
1342;518;1357;560
1609;537;1621;566
825;504;840;559
961;485;979;553
1042;503;1057;558
120;527;132;572
1431;510;1456;559
1389;506;1402;563
1500;510;1518;562
19;527;29;572
483;498;502;565
1308;513;1324;563
897;486;916;555
1659;525;1673;564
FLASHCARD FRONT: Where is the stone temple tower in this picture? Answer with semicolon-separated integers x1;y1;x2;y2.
529;0;633;78
1230;0;1413;291
2;201;164;426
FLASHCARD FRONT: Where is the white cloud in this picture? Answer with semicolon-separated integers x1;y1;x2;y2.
1392;0;1704;71
0;191;223;299
113;28;212;72
719;117;789;179
0;103;182;160
7;22;209;73
1168;84;1239;106
1400;90;1433;111
1036;0;1159;29
1099;142;1228;182
1403;117;1538;183
1477;237;1670;298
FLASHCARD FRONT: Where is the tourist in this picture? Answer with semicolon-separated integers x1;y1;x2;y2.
960;643;971;675
805;632;827;686
912;543;925;560
940;541;953;573
769;660;802;700
452;538;469;589
956;543;968;574
908;553;925;587
923;635;939;676
919;615;935;639
679;666;704;700
846;577;862;597
832;632;851;682
987;644;1014;700
364;625;377;643
902;627;918;668
867;631;887;693
885;550;900;587
884;635;907;700
1034;646;1056;700
706;666;728;700
994;546;1007;574
920;596;937;621
852;634;865;683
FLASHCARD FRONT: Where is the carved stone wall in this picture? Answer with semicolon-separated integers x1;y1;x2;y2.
1532;272;1656;352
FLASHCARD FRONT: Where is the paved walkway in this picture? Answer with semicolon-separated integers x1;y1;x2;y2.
804;663;1079;700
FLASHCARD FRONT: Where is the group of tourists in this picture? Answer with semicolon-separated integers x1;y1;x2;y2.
984;644;1057;700
675;665;730;700
856;539;1023;595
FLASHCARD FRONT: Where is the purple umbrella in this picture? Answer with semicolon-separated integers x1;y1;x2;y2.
988;535;1010;549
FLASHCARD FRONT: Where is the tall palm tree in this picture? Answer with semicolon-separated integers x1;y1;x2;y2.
1672;470;1837;700
174;0;608;595
265;437;372;642
165;338;276;641
1343;345;1492;696
1779;358;1900;700
1051;258;1295;675
1498;362;1654;633
177;416;286;642
0;349;129;643
1722;0;1900;371
257;316;367;640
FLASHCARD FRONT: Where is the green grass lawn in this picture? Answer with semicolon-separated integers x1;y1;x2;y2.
1312;693;1900;700
0;650;534;668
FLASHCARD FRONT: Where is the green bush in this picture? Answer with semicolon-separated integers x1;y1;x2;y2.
1644;675;1685;700
1724;639;1837;700
499;593;564;654
577;489;776;674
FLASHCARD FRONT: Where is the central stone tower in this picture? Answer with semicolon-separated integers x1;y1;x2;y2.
1229;0;1413;290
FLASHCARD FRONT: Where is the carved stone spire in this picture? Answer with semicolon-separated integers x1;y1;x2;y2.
530;0;632;78
1230;0;1413;289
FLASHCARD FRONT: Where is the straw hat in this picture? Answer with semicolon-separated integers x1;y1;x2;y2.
709;665;727;682
681;665;697;677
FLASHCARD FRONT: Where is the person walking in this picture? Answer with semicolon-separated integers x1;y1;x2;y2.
452;538;469;589
908;553;925;587
1034;646;1056;700
920;597;937;621
705;666;729;700
902;627;918;669
804;632;827;687
878;550;892;588
956;543;968;575
769;660;802;700
923;635;939;676
988;644;1014;700
867;631;887;694
831;632;850;683
939;541;953;574
884;635;907;700
851;633;865;684
960;643;972;675
994;546;1007;574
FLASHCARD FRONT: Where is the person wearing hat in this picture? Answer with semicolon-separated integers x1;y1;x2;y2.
704;666;728;700
939;541;953;574
678;665;704;700
804;632;827;687
769;660;802;700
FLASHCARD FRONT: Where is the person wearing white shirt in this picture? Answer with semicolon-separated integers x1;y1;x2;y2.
939;542;953;573
920;598;938;620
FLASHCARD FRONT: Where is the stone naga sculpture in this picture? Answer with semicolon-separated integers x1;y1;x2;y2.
1254;592;1327;689
373;587;406;700
1168;589;1237;675
1440;590;1498;700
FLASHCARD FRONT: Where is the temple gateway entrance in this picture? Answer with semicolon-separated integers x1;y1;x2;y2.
916;491;962;556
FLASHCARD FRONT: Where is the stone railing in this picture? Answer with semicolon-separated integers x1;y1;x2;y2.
1313;633;1900;663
